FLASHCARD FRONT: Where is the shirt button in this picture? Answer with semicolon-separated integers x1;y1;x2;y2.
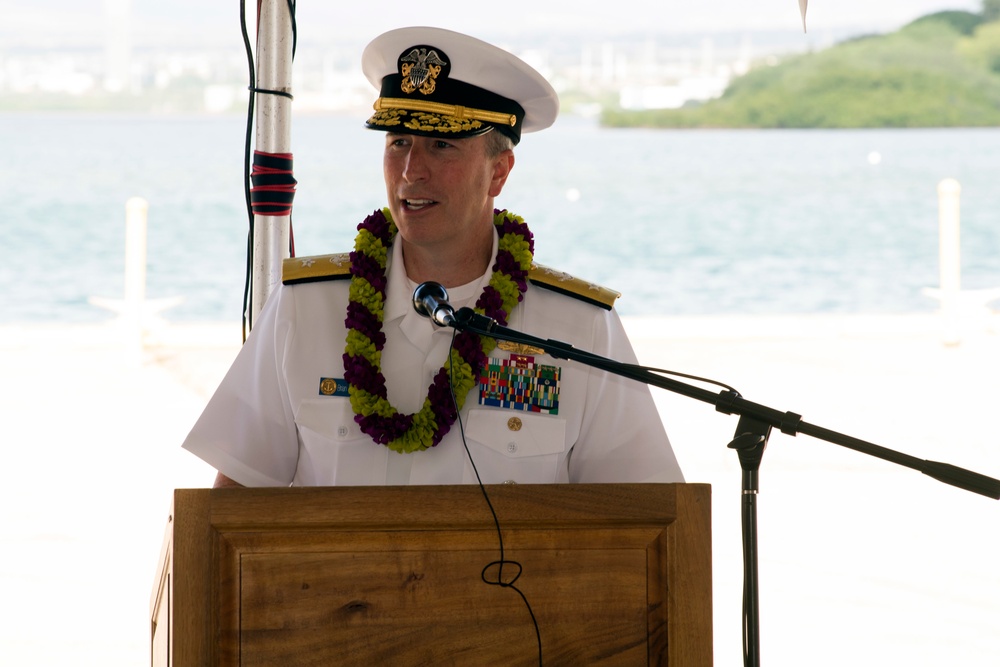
337;426;349;438
507;442;518;454
503;479;518;485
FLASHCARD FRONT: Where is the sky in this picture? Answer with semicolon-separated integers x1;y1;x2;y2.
0;0;985;50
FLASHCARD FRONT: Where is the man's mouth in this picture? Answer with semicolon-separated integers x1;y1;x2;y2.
403;198;437;211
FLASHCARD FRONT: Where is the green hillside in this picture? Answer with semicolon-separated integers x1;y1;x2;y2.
603;11;1000;128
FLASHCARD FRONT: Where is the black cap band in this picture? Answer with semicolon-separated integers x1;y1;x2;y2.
365;44;526;144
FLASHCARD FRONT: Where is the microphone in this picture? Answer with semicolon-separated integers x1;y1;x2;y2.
412;281;456;327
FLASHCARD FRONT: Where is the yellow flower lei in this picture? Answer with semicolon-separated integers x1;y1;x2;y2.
343;207;534;453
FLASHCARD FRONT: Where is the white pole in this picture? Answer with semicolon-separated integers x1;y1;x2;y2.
937;178;961;294
937;178;961;345
89;196;181;363
250;0;294;328
124;196;148;307
121;196;149;365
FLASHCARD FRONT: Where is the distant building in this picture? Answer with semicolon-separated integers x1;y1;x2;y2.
103;0;133;93
619;74;731;110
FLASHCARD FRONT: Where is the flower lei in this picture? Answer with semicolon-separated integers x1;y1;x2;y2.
343;207;534;453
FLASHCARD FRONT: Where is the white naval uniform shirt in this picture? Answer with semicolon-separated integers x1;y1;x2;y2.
182;233;684;487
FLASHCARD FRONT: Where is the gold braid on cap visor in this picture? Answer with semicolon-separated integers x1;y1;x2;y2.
373;97;518;127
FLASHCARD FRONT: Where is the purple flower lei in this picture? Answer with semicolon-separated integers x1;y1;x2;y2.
343;207;533;453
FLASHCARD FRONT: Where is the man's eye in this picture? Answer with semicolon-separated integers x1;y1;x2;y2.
434;140;452;149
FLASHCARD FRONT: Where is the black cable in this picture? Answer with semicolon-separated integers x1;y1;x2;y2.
239;0;255;341
287;0;297;58
448;330;543;666
249;86;294;100
643;365;739;395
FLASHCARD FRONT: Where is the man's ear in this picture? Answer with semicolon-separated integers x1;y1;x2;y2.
488;151;515;197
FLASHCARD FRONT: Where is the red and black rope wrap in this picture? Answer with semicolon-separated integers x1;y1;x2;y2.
250;150;297;216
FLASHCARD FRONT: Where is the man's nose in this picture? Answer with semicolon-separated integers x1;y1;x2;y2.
402;143;429;182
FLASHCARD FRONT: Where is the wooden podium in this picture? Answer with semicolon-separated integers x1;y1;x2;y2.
150;483;711;666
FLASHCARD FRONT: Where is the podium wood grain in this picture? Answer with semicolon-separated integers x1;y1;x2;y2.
151;483;711;666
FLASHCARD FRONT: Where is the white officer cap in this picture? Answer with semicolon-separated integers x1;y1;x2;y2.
362;26;559;145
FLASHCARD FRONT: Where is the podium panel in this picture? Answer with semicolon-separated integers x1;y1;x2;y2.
151;484;711;666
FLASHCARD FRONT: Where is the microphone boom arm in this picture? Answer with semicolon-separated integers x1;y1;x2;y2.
452;307;1000;499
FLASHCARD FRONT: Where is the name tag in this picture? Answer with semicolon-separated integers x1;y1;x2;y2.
318;377;351;397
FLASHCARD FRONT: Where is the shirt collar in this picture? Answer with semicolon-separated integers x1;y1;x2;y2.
383;227;500;325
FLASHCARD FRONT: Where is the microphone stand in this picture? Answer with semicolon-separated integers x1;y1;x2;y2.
450;307;1000;667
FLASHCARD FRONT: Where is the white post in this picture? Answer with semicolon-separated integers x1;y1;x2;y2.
120;196;149;365
938;178;961;294
937;178;961;345
89;197;182;364
124;196;148;307
250;0;294;328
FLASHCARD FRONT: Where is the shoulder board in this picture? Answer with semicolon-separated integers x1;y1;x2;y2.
528;263;620;310
282;253;352;285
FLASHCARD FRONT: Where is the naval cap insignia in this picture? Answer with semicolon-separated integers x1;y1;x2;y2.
399;46;447;95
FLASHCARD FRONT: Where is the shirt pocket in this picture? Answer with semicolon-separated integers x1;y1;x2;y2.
464;409;568;484
295;398;364;442
293;398;387;485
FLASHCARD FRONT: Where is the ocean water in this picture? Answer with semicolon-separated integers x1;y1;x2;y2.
2;112;999;322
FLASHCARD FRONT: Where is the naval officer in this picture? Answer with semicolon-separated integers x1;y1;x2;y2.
182;26;684;488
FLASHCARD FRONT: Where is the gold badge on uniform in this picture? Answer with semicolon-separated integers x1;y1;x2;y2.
497;340;546;356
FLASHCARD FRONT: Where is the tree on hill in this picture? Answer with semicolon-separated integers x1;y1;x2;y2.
602;11;1000;129
959;20;1000;72
908;9;983;34
984;0;1000;22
